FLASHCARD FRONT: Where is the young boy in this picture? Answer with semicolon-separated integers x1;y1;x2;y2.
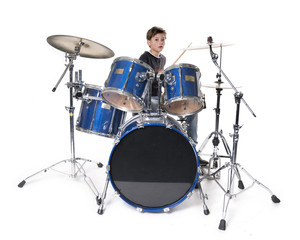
139;26;198;145
139;26;166;113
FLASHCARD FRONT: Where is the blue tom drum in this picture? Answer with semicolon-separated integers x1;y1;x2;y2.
164;63;204;116
101;57;154;113
76;84;126;138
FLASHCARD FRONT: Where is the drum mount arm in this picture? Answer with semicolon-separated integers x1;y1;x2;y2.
52;41;84;92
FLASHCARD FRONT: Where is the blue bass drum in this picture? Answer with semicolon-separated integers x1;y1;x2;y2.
108;114;199;212
76;84;126;138
164;63;204;116
102;57;154;113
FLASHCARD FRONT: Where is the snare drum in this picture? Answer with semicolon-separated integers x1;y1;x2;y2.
102;57;154;113
164;64;204;116
76;84;126;138
108;114;199;212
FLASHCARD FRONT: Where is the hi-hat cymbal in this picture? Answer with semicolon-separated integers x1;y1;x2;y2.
202;82;241;90
182;43;233;51
47;35;114;59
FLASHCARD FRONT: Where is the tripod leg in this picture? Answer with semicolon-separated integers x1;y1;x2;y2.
18;160;68;188
76;157;103;168
74;161;100;197
232;164;245;190
198;132;214;153
219;166;236;231
219;194;231;230
197;181;210;215
238;164;280;203
97;169;110;215
219;131;232;156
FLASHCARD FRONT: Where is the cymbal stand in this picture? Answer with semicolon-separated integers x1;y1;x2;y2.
198;46;231;178
18;50;103;206
198;37;280;231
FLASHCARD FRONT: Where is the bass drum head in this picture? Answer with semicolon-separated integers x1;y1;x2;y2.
109;123;199;212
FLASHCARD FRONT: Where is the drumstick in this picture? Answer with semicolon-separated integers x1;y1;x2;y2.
172;42;192;65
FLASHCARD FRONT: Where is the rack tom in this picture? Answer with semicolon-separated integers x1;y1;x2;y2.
76;84;126;138
102;57;154;113
164;63;204;116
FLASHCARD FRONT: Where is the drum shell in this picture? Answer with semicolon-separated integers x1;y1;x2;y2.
76;84;126;138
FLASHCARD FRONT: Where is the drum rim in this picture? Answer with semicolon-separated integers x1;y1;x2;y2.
101;87;145;113
164;63;200;73
108;120;199;212
118;114;185;139
83;83;102;90
76;126;117;138
113;56;154;72
164;96;204;116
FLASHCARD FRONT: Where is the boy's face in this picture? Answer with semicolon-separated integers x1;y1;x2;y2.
147;33;166;56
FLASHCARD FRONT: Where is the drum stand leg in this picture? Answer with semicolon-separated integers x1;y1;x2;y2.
18;56;103;208
198;86;231;179
197;181;210;215
201;92;280;230
97;166;110;215
213;161;281;231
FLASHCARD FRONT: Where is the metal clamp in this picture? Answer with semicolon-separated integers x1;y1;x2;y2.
164;73;176;85
135;72;148;82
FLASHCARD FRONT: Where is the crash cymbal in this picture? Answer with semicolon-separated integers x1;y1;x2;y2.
182;43;233;51
47;35;114;59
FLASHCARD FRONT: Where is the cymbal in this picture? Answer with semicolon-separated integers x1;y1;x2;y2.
47;35;114;59
182;43;233;51
202;82;241;90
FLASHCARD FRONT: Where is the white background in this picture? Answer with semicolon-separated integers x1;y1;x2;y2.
1;0;299;239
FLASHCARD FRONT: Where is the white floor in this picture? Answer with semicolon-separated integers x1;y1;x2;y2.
2;113;294;239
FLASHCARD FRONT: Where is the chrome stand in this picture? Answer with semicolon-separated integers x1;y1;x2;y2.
197;181;210;215
198;45;231;179
97;166;110;214
198;83;231;179
201;93;280;230
198;37;280;231
18;53;103;206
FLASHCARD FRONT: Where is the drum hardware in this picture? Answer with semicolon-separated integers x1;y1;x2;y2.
176;116;198;146
73;70;84;98
198;37;280;231
157;73;165;115
164;72;176;85
145;72;154;114
198;44;231;179
18;36;113;209
177;116;188;132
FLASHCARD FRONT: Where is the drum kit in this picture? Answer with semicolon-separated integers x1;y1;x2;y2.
18;35;280;230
